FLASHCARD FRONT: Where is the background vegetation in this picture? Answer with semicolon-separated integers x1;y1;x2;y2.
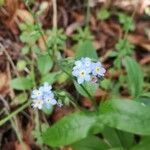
0;0;150;150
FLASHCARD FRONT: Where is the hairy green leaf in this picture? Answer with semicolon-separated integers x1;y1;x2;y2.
99;99;150;135
37;54;53;75
42;112;102;147
11;77;34;90
74;81;98;98
75;40;98;59
124;56;143;98
72;136;109;150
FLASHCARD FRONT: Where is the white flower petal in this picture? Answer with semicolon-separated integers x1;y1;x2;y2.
77;77;84;84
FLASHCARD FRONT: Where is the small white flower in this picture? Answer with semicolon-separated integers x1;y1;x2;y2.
32;99;44;109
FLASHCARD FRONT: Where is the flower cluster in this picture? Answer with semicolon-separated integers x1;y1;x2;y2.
31;82;58;109
72;57;106;84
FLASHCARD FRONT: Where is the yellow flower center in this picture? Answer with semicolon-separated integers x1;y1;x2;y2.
80;71;85;76
96;67;100;72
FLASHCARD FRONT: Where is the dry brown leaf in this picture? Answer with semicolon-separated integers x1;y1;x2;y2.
64;48;75;57
81;98;92;108
15;141;31;150
140;55;150;65
128;34;150;51
94;89;107;97
38;35;48;51
0;72;10;95
65;22;83;36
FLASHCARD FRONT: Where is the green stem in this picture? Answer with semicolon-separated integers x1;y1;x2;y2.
25;2;53;58
86;0;90;26
60;67;97;110
0;101;31;126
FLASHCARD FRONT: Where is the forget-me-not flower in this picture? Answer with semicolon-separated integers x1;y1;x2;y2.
72;57;106;84
73;57;92;71
32;99;44;109
91;62;106;77
72;65;91;84
31;82;58;110
31;89;43;99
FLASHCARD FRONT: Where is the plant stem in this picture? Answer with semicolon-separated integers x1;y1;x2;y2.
0;101;31;126
86;0;90;26
60;67;97;110
52;0;58;60
52;0;57;29
25;2;53;58
0;43;19;77
0;96;30;150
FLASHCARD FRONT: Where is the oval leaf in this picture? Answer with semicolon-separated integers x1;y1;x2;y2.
72;136;109;150
37;54;53;75
42;112;100;147
11;77;34;90
74;81;98;98
75;40;98;59
124;57;143;98
99;99;150;135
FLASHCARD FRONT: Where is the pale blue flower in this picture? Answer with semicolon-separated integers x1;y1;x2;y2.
72;57;106;84
73;57;92;72
39;82;52;93
81;57;92;67
91;62;106;77
43;98;57;108
72;67;91;84
31;82;59;110
31;89;42;99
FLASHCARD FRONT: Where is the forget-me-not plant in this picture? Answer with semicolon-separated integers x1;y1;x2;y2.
72;57;106;84
31;82;58;109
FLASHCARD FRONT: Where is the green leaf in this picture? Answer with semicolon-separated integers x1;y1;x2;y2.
102;127;134;149
74;81;98;97
99;99;150;135
11;77;34;90
135;97;150;106
100;79;111;90
118;13;135;32
41;72;60;84
102;127;123;147
42;105;54;115
97;9;110;20
131;137;150;150
140;92;150;98
21;45;30;55
12;93;28;105
42;111;101;147
0;0;4;6
108;148;125;150
75;40;98;59
124;56;143;98
17;60;27;71
37;54;53;75
72;136;109;150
